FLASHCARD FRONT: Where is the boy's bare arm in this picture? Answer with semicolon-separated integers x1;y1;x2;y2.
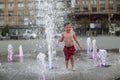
58;33;64;42
73;32;83;50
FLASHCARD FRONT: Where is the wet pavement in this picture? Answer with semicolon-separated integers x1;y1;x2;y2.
0;35;120;55
0;51;120;80
0;35;120;80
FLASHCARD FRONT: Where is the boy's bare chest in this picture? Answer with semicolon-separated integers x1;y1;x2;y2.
64;33;73;39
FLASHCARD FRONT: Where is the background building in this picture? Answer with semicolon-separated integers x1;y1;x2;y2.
64;0;120;35
0;0;65;38
0;0;35;27
65;0;120;22
0;0;120;37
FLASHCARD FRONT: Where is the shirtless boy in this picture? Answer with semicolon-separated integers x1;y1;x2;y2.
58;23;83;72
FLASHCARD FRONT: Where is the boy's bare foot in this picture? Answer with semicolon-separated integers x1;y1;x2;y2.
66;68;68;73
72;68;75;71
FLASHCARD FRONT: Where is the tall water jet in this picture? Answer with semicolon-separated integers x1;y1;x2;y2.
7;44;14;62
35;0;57;70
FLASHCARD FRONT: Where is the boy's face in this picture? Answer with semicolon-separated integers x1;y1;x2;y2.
64;24;72;33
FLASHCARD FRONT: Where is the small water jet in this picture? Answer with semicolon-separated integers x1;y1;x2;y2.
86;37;92;58
118;48;120;62
19;45;24;57
37;52;46;80
92;39;97;60
7;44;14;62
119;48;120;55
97;49;107;67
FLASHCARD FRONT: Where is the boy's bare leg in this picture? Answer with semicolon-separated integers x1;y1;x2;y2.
65;60;69;72
71;55;75;71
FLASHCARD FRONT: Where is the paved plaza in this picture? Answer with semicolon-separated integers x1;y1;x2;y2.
0;35;120;80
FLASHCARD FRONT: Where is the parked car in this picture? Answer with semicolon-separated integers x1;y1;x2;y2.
22;33;37;39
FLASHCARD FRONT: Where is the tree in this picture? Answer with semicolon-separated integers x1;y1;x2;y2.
80;17;90;35
1;24;9;36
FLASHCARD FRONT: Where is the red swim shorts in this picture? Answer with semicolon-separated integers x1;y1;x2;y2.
63;46;76;60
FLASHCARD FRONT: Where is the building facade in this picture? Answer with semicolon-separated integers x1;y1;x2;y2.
0;0;65;29
0;0;35;27
64;0;120;35
65;0;120;23
0;0;120;36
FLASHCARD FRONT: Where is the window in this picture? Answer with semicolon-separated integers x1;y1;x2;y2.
92;0;96;6
18;10;24;16
83;7;88;12
0;18;4;25
27;1;32;8
0;2;4;9
18;2;24;7
91;0;97;12
100;0;105;4
8;17;15;24
116;1;120;12
109;0;113;11
83;0;88;7
92;8;97;12
100;7;105;12
8;11;13;16
8;2;14;10
100;0;105;12
18;17;24;25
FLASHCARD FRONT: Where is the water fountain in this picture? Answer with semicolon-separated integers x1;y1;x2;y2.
119;48;120;55
7;44;14;62
86;37;92;58
118;48;120;62
92;39;97;60
19;45;24;57
34;0;57;70
97;49;107;67
37;52;46;80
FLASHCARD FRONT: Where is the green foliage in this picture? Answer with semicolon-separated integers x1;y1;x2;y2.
115;30;120;36
101;21;108;29
80;17;89;24
115;23;120;27
1;24;9;36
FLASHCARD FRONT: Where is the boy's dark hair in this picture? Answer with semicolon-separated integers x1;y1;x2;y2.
64;22;70;27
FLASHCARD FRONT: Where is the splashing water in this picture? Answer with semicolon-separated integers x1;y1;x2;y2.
37;52;46;73
118;48;120;62
35;0;57;70
7;44;14;62
37;52;46;80
119;48;120;56
92;39;97;60
19;45;24;57
97;49;107;67
86;37;92;58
